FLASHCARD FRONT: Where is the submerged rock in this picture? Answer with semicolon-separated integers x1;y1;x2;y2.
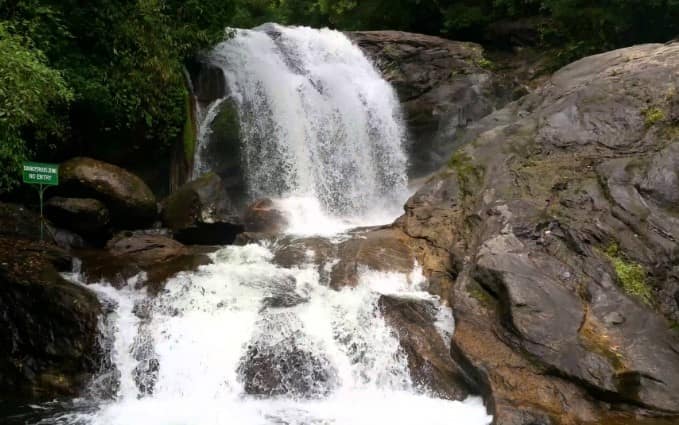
396;42;679;423
161;172;244;245
0;237;102;401
58;157;157;228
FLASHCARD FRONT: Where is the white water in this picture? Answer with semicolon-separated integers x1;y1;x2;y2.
43;25;491;425
55;244;490;425
194;24;409;224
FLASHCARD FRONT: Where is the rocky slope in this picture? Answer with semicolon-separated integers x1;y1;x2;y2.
394;42;679;424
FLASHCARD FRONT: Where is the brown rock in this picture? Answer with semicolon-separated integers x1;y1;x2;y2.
243;198;288;234
59;157;156;228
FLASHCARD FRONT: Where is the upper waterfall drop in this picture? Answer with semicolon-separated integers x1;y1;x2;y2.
194;24;409;221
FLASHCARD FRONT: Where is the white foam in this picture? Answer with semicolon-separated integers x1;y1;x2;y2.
65;244;490;425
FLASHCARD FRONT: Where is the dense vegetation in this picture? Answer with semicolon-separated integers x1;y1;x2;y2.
1;0;677;193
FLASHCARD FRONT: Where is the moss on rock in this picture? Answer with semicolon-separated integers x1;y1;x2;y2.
604;244;653;306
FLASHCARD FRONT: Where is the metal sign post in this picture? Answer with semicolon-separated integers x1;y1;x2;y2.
22;161;59;241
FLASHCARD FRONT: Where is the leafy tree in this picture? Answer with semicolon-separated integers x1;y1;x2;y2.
0;22;72;193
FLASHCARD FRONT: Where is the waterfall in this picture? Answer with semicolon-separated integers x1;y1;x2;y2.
32;25;491;425
194;24;409;225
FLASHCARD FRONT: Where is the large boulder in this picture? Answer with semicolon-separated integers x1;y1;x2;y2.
396;42;679;423
58;157;157;228
0;237;102;401
349;31;514;177
44;197;110;240
161;172;243;245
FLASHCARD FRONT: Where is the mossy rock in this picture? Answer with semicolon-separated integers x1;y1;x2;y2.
58;157;157;228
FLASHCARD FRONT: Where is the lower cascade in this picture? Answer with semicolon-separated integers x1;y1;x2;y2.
30;25;491;425
52;244;491;425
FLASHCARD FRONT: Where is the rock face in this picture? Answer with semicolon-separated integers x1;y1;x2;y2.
348;31;514;177
0;237;102;400
395;42;679;424
161;173;244;245
44;197;110;239
59;157;157;228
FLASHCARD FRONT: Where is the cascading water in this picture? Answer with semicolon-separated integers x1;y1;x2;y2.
194;24;410;230
28;25;492;425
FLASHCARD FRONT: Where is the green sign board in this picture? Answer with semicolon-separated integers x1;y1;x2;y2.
23;161;59;186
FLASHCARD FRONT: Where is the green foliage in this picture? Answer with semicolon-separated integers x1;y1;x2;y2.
0;22;72;193
604;243;654;306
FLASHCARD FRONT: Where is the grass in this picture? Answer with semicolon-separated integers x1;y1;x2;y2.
604;244;653;306
447;151;484;196
476;56;495;71
642;107;665;127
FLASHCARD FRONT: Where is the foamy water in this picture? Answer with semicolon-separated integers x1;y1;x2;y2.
51;244;490;425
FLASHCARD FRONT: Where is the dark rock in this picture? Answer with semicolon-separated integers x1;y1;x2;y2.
44;197;110;239
0;202;49;242
348;31;514;177
395;42;679;423
379;295;471;400
0;237;102;401
187;58;227;104
161;172;244;245
58;157;157;228
194;99;246;205
243;198;288;234
0;202;86;251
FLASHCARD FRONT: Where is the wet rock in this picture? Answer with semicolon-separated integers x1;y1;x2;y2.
349;31;514;177
395;42;679;423
78;233;211;294
0;237;102;401
379;295;471;400
243;198;288;234
271;236;336;269
161;172;244;245
58;157;157;228
45;197;110;239
330;228;415;289
238;329;337;398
